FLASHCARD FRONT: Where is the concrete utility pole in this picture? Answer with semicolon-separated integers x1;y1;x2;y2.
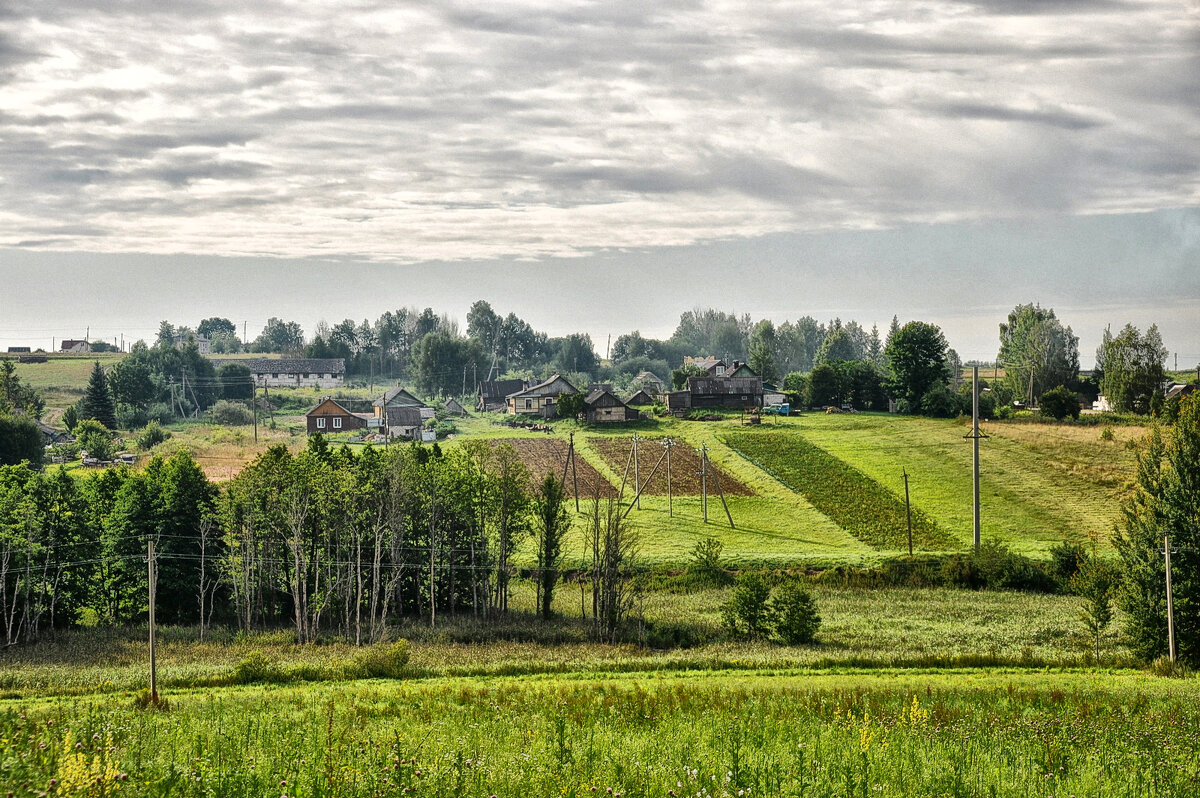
662;438;675;518
632;434;641;509
700;443;708;523
1165;534;1177;663
963;366;986;552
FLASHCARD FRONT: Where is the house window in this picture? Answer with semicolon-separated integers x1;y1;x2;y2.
333;417;342;429
525;398;532;410
303;373;310;378
716;366;725;375
317;417;326;429
272;373;279;379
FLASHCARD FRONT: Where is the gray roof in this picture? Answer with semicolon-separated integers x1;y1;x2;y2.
508;374;578;398
479;379;526;400
374;386;426;408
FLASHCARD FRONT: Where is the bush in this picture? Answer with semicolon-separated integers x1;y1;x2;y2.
115;402;149;430
920;385;959;418
231;650;285;684
721;573;774;640
1048;540;1087;589
352;639;411;678
689;536;730;585
61;404;78;433
136;421;171;450
75;418;116;461
1040;385;1081;420
207;399;254;426
146;402;175;425
772;580;820;644
942;540;1055;592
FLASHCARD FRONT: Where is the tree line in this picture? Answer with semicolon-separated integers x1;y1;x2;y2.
0;437;638;646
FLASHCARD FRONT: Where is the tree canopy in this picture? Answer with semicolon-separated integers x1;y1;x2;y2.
1096;323;1167;413
885;321;950;412
77;361;118;430
998;303;1079;404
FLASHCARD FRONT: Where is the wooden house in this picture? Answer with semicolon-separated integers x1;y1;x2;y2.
683;356;727;376
306;398;370;435
477;379;527;412
633;371;665;396
725;361;756;378
667;375;764;412
444;397;468;416
507;374;578;417
374;386;435;439
626;389;655;405
585;387;637;423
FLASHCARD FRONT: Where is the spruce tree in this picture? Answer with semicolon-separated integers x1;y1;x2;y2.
79;361;118;430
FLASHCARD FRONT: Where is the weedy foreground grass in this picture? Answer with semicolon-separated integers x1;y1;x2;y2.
2;671;1198;797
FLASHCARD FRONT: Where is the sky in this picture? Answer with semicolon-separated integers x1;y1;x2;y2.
0;0;1197;368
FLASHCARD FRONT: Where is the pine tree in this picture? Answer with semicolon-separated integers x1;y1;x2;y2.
78;361;118;430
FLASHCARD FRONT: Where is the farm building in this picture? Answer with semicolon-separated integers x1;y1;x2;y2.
633;371;665;395
1166;382;1196;401
374;386;435;440
507;374;578;417
6;346;31;353
444;397;468;416
477;379;527;412
216;358;345;388
584;387;637;423
626;389;655;405
667;375;764;412
683;356;727;376
305;398;370;435
173;332;211;354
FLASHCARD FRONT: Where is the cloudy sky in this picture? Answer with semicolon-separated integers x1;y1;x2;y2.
0;0;1197;365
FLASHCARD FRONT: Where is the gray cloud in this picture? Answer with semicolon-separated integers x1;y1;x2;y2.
0;0;1194;262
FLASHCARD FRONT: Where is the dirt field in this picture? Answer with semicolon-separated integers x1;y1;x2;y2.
492;438;618;499
589;436;754;497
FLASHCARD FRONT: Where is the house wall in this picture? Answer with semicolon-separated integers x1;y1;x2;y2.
509;396;557;415
255;372;344;389
307;413;366;435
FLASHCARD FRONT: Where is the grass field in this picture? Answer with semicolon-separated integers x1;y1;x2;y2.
2;664;1194;797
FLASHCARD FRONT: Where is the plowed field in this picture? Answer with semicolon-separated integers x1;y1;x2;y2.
589;437;754;496
492;438;618;498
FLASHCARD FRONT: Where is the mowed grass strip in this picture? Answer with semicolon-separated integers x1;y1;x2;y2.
725;429;952;550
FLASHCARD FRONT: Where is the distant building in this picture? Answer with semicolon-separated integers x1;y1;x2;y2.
507;374;578;417
667;375;764;412
6;347;31;353
374;386;434;440
584;387;637;424
60;339;91;354
173;332;211;354
305;398;370;435
477;379;527;412
212;358;345;388
443;397;468;416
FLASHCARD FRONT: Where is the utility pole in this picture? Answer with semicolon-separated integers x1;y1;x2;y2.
1164;533;1177;663
252;386;258;442
700;443;708;523
963;366;986;552
632;434;641;509
148;539;158;704
903;468;913;556
663;438;675;517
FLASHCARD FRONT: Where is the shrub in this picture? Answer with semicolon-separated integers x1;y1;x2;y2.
1100;426;1115;441
1040;385;1081;420
721;573;774;640
689;536;730;585
136;421;171;450
1048;540;1087;589
772;580;820;644
920;385;959;418
207;399;254;426
61;404;78;432
231;650;285;684
352;639;411;678
943;541;1055;592
75;418;116;461
115;402;149;430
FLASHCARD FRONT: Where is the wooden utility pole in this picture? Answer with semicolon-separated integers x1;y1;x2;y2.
704;447;735;529
700;444;708;523
620;446;669;520
148;539;158;704
252;386;258;442
903;468;913;556
1165;533;1177;663
663;438;675;517
632;434;641;509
